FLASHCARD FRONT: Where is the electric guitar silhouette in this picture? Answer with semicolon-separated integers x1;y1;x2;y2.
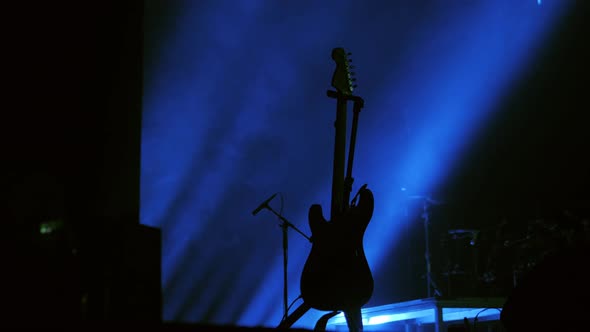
279;48;373;332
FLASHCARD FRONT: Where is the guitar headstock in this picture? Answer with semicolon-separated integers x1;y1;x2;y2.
330;47;357;96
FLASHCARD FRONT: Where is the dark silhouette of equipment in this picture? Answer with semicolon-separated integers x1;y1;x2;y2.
301;188;374;310
408;195;445;298
252;193;311;321
4;2;161;325
279;47;373;332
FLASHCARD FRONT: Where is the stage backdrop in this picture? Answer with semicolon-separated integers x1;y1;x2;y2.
141;0;587;329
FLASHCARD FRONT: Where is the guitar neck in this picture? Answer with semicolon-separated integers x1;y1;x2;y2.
343;99;363;208
330;94;347;221
326;47;364;221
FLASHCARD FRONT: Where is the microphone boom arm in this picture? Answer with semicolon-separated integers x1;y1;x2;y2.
265;205;312;243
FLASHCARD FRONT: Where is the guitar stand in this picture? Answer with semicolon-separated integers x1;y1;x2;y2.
314;311;342;331
278;91;367;332
277;44;369;331
277;302;363;332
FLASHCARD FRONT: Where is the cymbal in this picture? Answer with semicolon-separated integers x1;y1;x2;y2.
407;195;445;205
448;229;478;235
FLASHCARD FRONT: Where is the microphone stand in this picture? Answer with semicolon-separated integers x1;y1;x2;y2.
264;205;311;322
421;198;442;298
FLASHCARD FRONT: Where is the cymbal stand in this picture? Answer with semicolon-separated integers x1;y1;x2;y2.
421;199;442;298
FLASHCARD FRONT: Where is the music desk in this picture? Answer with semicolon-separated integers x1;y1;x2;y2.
327;297;505;332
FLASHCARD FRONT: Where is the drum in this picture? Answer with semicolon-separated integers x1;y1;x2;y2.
440;229;481;297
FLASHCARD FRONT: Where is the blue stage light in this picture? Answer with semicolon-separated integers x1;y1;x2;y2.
142;0;572;329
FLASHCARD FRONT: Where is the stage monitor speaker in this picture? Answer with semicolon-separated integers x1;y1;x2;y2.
79;222;162;322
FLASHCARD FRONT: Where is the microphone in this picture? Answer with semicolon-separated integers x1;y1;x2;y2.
252;193;277;216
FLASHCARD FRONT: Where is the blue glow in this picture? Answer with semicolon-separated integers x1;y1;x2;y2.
142;0;572;329
329;302;502;328
443;307;501;322
331;309;434;326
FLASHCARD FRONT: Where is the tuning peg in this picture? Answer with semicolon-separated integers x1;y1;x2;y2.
350;72;356;76
348;59;353;63
347;52;352;56
353;84;358;89
351;78;357;81
349;65;355;69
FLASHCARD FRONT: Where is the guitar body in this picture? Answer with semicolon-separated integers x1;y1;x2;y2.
300;187;374;311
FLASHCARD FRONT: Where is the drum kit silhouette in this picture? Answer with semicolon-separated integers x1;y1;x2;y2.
406;195;588;298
